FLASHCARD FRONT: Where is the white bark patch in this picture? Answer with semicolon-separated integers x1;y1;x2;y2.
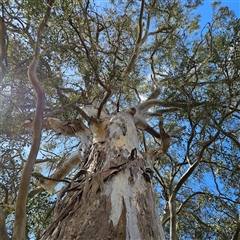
108;113;138;150
90;113;138;150
106;172;126;226
105;168;148;240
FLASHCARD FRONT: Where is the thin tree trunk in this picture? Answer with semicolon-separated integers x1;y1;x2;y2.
169;196;177;240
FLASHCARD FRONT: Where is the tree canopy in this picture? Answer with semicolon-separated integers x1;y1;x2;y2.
0;0;239;239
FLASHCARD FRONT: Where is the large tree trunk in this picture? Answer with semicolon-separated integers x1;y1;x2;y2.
43;112;166;240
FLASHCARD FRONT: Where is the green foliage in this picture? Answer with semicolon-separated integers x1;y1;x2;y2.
0;0;239;239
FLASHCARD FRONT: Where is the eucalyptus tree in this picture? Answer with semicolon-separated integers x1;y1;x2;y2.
0;0;239;240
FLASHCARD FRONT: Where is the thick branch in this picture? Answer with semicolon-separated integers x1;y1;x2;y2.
12;1;54;239
24;117;91;137
13;56;45;240
147;86;162;100
97;90;111;118
134;117;160;138
39;152;80;190
141;5;151;43
136;99;204;115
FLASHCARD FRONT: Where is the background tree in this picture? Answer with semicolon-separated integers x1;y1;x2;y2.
0;0;239;239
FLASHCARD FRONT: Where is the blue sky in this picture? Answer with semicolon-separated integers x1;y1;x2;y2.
198;0;240;21
96;0;240;18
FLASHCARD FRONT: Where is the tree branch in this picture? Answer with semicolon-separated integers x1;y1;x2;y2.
12;1;54;239
182;209;209;227
39;151;80;190
162;191;206;225
168;126;186;137
136;99;204;115
124;0;145;75
147;86;162;100
24;117;91;137
134;117;160;138
97;90;111;118
68;17;108;91
170;130;220;202
13;55;45;240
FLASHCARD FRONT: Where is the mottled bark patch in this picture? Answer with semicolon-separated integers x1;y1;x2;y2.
43;112;165;240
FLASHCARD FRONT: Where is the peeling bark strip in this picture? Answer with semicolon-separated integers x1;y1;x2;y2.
43;113;166;240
